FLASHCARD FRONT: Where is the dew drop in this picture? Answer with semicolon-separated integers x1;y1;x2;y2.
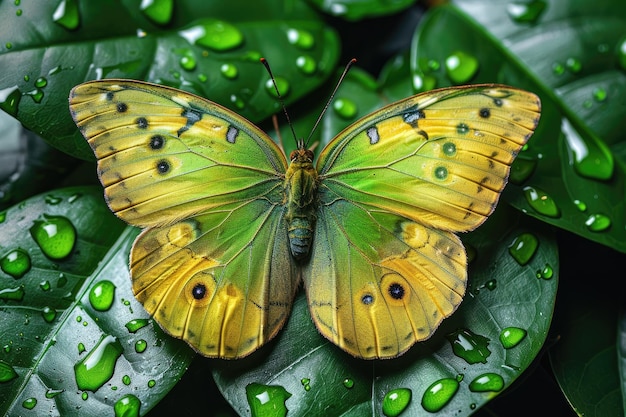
114;393;141;417
139;0;173;25
179;53;197;71
286;28;315;49
77;342;86;354
74;335;124;391
135;339;148;353
506;0;546;23
220;63;238;79
88;280;116;312
125;318;150;333
122;374;131;385
52;0;80;30
229;94;246;110
57;272;68;288
22;397;37;410
1;248;31;279
333;97;358;119
382;388;411;417
499;327;527;348
485;279;497;291
509;157;536;184
301;377;311;391
81;392;88;400
468;373;505;392
246;383;292;417
562;118;613;180
148;379;156;388
552;62;565;76
25;88;45;103
446;329;491;364
523;186;560;218
264;76;290;98
0;85;22;116
565;57;582;73
15;8;22;16
42;306;57;323
421;378;459;413
45;388;64;398
0;286;25;302
29;214;76;260
295;55;317;75
412;73;437;93
573;199;587;212
40;280;51;291
35;77;48;88
536;263;554;279
0;360;18;382
508;232;538;265
585;213;611;232
343;378;354;389
444;51;479;84
592;87;607;102
179;19;244;51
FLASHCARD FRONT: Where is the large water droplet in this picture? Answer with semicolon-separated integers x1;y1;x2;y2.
74;335;123;391
125;318;150;333
286;28;315;49
0;286;25;302
114;393;141;417
246;383;292;417
523;186;560;218
135;339;147;353
264;76;290;98
333;97;358;119
0;85;22;116
295;55;317;75
382;388;411;417
29;214;77;260
179;19;244;51
42;306;57;323
499;327;527;348
562;119;613;180
468;373;505;392
445;51;479;84
1;248;31;279
585;213;611;232
446;329;491;364
140;0;173;25
89;280;116;311
178;51;197;71
0;360;19;382
220;63;238;80
421;378;459;413
52;0;80;30
507;0;546;23
508;232;538;265
22;397;37;410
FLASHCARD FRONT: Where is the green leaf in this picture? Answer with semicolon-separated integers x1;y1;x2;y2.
214;206;558;416
305;0;415;21
0;0;340;159
408;1;626;252
0;187;194;417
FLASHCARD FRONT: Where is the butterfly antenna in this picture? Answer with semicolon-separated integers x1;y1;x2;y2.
260;58;300;147
305;58;357;148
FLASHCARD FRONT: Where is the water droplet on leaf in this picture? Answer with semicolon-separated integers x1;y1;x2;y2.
445;51;478;84
139;0;173;25
220;63;238;79
421;378;459;413
295;55;317;75
499;327;527;348
74;335;123;391
1;248;31;279
52;0;80;30
0;360;18;382
508;232;538;265
333;97;358;119
507;0;546;23
22;397;37;410
179;19;244;51
468;373;505;392
286;28;315;49
585;213;611;232
89;280;116;311
562;119;613;180
135;339;147;353
523;186;560;218
125;318;150;333
382;388;412;417
42;306;57;323
29;214;76;260
446;329;491;364
0;85;22;116
246;383;292;417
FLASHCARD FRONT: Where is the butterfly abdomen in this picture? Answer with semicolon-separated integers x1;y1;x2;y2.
285;148;319;260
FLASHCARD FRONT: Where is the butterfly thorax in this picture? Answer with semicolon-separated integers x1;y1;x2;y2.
284;148;319;261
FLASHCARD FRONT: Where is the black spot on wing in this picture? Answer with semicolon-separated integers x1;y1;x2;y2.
177;107;203;136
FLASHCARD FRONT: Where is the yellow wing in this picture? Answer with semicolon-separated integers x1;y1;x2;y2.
305;85;541;358
69;80;298;358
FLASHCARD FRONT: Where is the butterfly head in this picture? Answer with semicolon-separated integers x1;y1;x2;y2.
289;147;315;164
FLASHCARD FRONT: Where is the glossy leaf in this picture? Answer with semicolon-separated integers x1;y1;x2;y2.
0;0;340;159
410;1;626;252
0;187;194;417
306;0;415;21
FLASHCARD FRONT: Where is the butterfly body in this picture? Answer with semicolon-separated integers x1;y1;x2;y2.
69;79;540;359
284;147;318;260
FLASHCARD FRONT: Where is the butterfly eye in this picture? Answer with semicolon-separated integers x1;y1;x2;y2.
388;283;405;300
191;284;207;300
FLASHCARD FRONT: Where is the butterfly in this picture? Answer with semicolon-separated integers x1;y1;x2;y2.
69;76;540;360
